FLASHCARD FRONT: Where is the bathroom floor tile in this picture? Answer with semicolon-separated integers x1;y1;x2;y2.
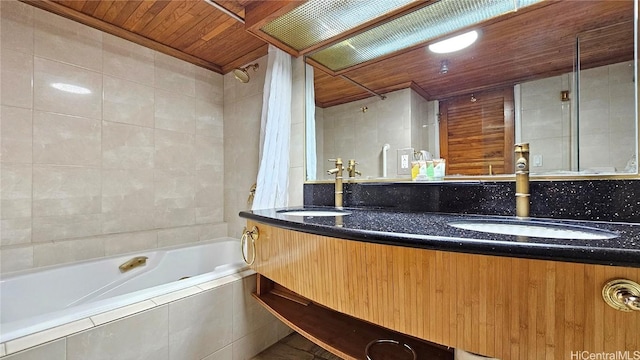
250;333;343;360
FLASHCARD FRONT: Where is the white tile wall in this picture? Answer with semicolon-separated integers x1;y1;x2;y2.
318;88;432;180
0;1;227;273
223;57;266;239
520;61;635;172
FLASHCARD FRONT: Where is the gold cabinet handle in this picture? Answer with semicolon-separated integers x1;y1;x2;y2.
602;279;640;312
240;226;259;265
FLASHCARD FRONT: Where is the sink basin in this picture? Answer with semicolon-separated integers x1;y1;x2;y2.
448;220;618;240
278;209;351;217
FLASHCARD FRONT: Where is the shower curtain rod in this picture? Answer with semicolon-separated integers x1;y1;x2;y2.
339;75;387;101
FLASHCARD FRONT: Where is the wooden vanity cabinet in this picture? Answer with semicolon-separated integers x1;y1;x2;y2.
247;221;640;359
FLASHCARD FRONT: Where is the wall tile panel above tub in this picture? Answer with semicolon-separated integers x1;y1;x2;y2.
157;226;199;248
1;164;32;220
101;169;154;213
0;1;34;55
33;58;102;120
154;169;196;210
195;67;224;103
103;75;155;128
32;214;102;243
32;111;101;167
103;230;158;256
33;7;102;72
0;218;32;246
154;129;196;172
101;210;156;235
0;2;226;272
154;52;195;98
0;49;34;109
33;236;104;267
168;283;233;360
154;89;196;134
0;245;33;273
0;106;32;164
32;165;101;217
101;121;155;170
102;34;154;87
67;306;169;360
195;99;223;139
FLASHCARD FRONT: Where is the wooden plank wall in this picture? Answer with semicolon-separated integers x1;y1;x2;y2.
439;87;515;176
249;221;640;360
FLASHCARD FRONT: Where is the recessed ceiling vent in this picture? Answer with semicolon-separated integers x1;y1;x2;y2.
259;0;415;52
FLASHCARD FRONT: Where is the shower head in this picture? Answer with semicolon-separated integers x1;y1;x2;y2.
233;63;259;83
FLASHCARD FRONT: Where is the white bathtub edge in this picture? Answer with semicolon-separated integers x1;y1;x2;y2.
0;269;256;358
150;286;203;306
90;300;157;327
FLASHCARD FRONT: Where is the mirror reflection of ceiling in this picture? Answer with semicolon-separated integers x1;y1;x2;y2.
310;1;634;108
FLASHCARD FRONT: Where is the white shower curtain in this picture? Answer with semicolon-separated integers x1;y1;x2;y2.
305;64;317;180
252;45;292;210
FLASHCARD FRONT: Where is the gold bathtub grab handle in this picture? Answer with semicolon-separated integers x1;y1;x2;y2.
241;226;259;266
119;256;148;273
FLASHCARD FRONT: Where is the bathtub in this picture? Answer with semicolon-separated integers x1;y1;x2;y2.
0;238;249;346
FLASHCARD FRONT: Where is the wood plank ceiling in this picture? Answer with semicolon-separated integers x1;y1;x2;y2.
23;0;634;108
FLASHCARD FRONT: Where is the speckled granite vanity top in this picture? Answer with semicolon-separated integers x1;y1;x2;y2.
239;207;640;268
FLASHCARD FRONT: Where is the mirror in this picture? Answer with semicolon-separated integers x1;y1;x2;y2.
305;1;637;181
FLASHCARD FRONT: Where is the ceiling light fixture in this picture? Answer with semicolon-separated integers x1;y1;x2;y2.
50;83;91;94
439;60;449;74
429;30;479;54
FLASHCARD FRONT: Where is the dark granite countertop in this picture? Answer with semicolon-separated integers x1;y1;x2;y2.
239;207;640;268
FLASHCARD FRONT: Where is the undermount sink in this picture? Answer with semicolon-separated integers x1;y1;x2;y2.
277;209;352;217
448;220;618;240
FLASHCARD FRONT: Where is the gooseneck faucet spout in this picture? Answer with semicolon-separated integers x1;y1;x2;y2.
327;158;344;208
514;143;530;218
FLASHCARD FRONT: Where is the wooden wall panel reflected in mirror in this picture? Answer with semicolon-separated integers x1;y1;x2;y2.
440;88;514;176
305;0;637;181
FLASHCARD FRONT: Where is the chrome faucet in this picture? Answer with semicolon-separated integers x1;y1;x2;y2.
327;158;344;208
346;159;361;178
514;143;530;218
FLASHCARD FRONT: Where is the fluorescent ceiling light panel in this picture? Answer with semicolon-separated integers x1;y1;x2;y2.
309;0;544;71
428;30;479;53
51;83;91;94
260;0;416;51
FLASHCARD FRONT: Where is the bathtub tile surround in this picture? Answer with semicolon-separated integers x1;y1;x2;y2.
0;0;228;273
5;318;94;355
3;340;65;360
68;306;170;360
168;285;233;360
2;272;290;360
304;180;640;223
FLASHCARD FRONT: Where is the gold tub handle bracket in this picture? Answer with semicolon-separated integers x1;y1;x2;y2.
241;226;259;265
602;279;640;312
119;256;148;273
